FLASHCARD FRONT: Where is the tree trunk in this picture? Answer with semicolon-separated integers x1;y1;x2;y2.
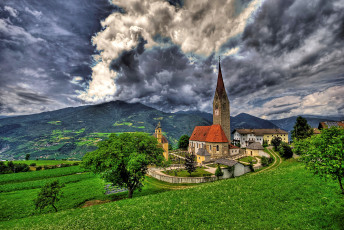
128;187;133;198
52;203;58;212
338;176;344;194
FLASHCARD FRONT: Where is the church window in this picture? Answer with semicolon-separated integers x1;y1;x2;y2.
210;145;212;150
216;145;219;151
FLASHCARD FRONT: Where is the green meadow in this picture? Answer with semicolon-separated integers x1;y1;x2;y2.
0;160;343;229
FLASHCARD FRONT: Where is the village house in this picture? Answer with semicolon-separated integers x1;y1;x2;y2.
232;128;288;147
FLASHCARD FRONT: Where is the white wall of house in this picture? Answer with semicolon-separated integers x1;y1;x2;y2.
233;131;264;148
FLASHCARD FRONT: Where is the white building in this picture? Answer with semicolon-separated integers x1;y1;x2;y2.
232;129;288;148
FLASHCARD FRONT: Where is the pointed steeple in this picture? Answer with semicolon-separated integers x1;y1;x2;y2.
216;56;225;96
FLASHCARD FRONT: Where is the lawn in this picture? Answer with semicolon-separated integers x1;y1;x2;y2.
1;160;344;229
12;160;80;166
162;167;213;177
238;156;258;164
0;165;196;222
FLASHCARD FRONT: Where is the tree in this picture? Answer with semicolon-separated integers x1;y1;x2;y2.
291;116;313;141
82;132;164;198
178;134;190;149
261;156;270;166
295;127;344;194
25;154;31;161
184;153;196;176
34;180;64;212
271;136;282;150
215;165;224;179
278;142;293;159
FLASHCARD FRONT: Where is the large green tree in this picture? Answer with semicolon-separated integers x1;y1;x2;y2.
178;134;190;149
295;127;344;194
82;132;164;198
291;116;313;141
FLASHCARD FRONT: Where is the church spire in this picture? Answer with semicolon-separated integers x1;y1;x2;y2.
216;56;225;96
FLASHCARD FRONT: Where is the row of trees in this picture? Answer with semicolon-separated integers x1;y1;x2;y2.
0;161;30;174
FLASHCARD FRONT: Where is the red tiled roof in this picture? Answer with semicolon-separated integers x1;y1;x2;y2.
229;144;239;149
206;125;228;142
189;126;211;142
189;125;228;143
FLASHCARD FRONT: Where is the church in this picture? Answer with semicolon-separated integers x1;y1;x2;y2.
189;60;239;163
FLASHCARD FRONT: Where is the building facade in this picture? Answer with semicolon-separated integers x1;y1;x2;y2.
232;129;288;147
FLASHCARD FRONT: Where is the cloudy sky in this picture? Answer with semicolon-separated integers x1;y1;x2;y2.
0;0;343;119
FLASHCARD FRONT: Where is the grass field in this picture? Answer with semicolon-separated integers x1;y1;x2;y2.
1;159;343;229
0;165;195;222
12;160;80;166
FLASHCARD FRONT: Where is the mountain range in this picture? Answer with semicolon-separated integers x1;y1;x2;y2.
0;100;342;160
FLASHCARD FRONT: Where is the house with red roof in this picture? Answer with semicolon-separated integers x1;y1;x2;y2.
189;59;239;163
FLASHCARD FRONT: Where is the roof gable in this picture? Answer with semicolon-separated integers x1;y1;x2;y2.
189;126;211;142
190;125;228;143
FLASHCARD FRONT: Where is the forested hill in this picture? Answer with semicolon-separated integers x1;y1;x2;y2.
0;101;211;160
2;100;337;160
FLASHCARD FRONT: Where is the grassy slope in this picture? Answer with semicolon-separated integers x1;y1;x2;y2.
12;160;80;166
1;160;344;229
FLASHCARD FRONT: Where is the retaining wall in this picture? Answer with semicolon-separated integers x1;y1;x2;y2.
148;168;218;183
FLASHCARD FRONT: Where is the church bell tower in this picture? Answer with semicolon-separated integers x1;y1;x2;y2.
213;58;231;141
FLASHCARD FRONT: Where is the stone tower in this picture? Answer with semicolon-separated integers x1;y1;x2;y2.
155;122;162;142
213;59;231;141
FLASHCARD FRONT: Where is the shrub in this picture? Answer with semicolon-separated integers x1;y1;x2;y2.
278;142;293;159
261;156;270;166
36;166;42;171
30;163;37;166
215;165;224;179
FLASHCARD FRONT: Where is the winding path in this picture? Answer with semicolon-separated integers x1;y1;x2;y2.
252;146;282;175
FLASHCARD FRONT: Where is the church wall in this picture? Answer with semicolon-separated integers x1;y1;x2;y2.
207;142;228;158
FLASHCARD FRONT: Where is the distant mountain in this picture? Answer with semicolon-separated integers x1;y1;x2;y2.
231;113;279;130
269;115;344;132
175;112;279;131
0;101;211;160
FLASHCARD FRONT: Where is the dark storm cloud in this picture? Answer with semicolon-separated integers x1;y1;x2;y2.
109;43;216;111
102;0;344;118
0;0;117;115
1;0;344;119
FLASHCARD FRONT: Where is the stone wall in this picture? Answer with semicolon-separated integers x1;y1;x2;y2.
147;168;218;184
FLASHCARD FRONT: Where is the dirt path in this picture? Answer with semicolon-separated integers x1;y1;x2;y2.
252;146;282;175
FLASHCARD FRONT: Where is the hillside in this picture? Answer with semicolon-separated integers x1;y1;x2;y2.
0;101;211;160
1;160;343;229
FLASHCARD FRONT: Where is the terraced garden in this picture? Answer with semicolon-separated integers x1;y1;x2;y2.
1;160;343;229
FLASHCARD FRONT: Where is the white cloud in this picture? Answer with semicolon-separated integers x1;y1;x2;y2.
4;6;18;17
24;7;42;18
234;86;344;119
0;19;44;44
80;0;262;103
